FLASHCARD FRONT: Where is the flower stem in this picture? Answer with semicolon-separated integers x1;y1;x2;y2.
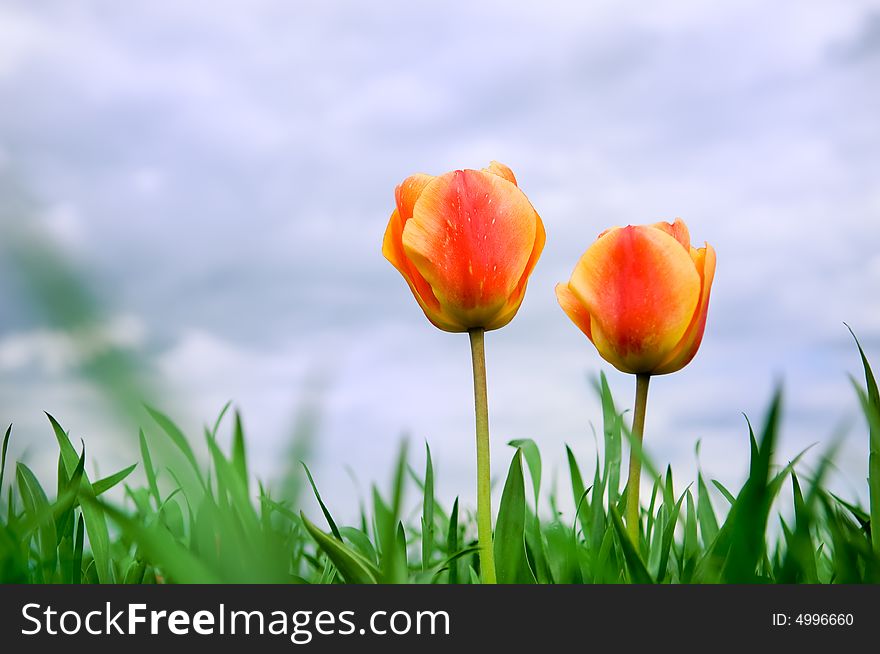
625;373;651;545
469;328;497;584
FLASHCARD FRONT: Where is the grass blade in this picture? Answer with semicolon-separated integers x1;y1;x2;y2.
0;424;11;496
493;449;535;584
697;472;719;547
508;438;542;509
301;462;342;541
422;442;434;570
598;372;622;503
232;410;249;494
566;445;589;537
16;463;58;580
46;413;114;583
847;325;880;554
301;513;379;584
93;464;138;497
609;505;653;584
145;406;206;488
446;497;459;584
139;429;161;509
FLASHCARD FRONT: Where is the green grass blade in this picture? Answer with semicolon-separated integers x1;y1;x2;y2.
566;445;589;537
609;504;653;583
830;492;869;529
55;444;86;539
644;478;660;548
92;464;138;497
589;454;607;552
422;442;434;570
395;522;408;572
432;545;481;581
524;507;552;583
593;528;615;583
598;372;622;503
232;410;249;495
72;513;84;584
697;473;719;547
711;479;736;506
139;429;161;509
301;513;379;584
16;462;58;579
372;442;409;583
46;413;114;583
123;559;147;584
372;487;403;583
508;438;542;509
493;449;535;584
782;472;819;583
301;462;342;541
684;489;699;561
847;325;880;554
389;440;408;527
340;526;378;564
0;424;11;498
95;496;221;583
446;497;459;584
210;400;233;439
720;388;782;583
145;406;206;488
655;488;686;582
203;434;262;550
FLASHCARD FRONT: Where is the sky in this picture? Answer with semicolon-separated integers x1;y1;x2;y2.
0;0;878;520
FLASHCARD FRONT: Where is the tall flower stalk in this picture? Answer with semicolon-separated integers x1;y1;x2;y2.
557;218;715;543
625;373;650;543
469;328;496;582
383;162;545;583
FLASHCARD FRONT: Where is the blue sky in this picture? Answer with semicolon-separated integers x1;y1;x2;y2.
1;0;878;519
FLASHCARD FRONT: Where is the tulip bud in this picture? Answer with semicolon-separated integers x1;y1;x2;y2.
556;218;715;375
383;162;545;332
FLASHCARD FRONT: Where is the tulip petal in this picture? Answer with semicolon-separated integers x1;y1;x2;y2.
596;225;620;240
383;207;464;332
384;172;468;330
521;210;546;292
650;217;690;251
653;243;717;375
402;169;538;329
395;173;434;220
555;282;592;341
383;179;437;313
568;225;701;373
483;160;518;186
485;210;546;330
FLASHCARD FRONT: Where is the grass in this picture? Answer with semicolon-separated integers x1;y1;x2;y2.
1;334;879;584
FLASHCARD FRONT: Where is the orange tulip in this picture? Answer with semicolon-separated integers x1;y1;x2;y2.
383;161;544;583
556;218;716;375
383;161;545;332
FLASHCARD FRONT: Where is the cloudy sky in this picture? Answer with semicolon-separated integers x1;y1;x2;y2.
1;0;878;520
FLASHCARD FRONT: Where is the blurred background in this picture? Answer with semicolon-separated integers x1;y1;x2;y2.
0;0;878;520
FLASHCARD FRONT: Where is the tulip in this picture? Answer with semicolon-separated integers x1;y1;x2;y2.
383;162;545;583
382;161;545;333
556;218;715;542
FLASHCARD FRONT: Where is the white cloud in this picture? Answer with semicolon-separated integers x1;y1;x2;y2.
130;167;165;196
0;313;147;374
42;202;85;250
0;6;48;78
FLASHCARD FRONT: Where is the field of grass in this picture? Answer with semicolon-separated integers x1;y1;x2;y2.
1;333;878;585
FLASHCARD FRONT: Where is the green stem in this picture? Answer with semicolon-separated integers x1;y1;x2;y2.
625;373;651;545
469;328;497;584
